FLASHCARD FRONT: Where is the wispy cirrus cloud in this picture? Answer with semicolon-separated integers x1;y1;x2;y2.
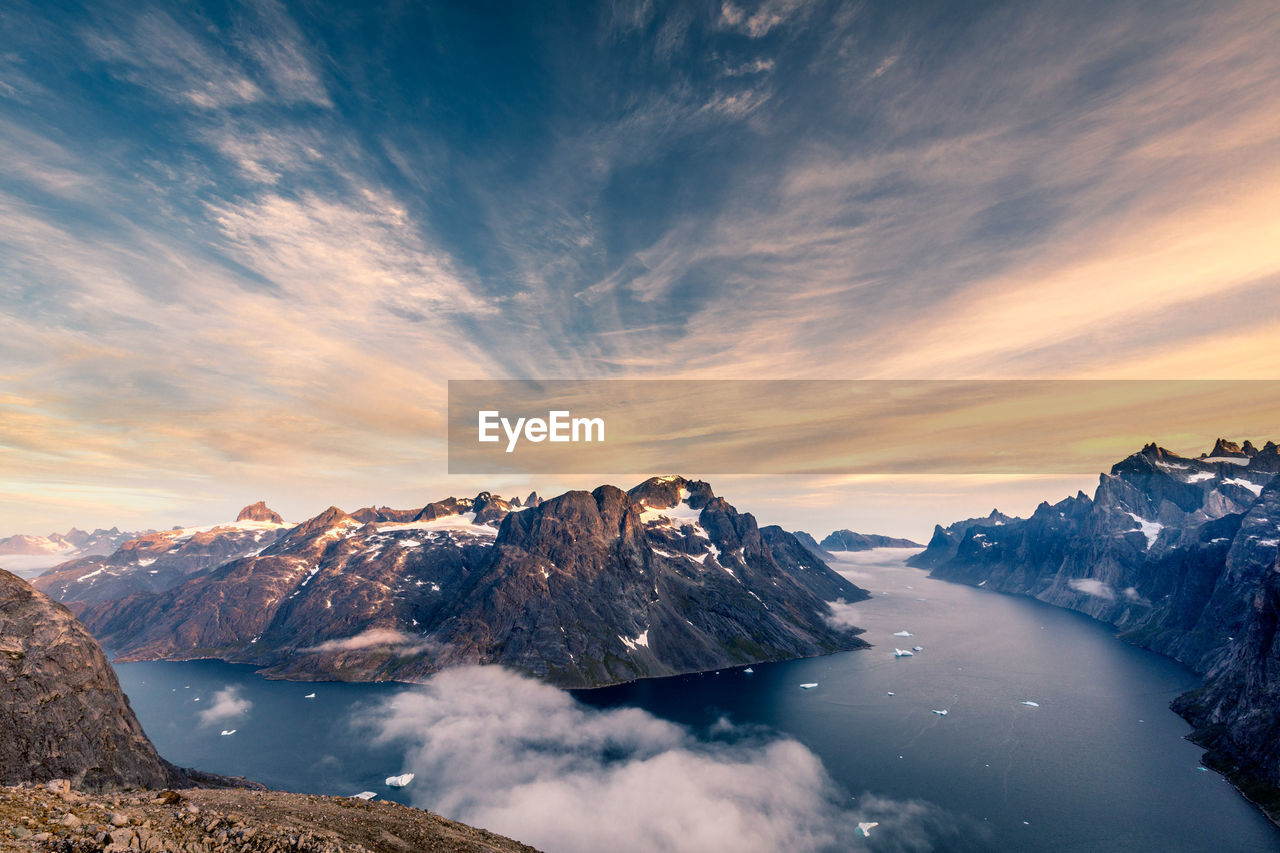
3;0;1279;537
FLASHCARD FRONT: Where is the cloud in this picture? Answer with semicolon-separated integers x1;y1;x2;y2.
1122;586;1151;606
825;598;864;629
720;0;808;38
1068;578;1115;600
197;686;252;724
362;666;981;853
305;629;435;654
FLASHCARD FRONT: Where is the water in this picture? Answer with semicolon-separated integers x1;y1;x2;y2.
114;549;1280;851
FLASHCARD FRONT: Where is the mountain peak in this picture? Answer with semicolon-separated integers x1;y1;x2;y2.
626;476;715;510
236;501;283;524
1206;438;1248;458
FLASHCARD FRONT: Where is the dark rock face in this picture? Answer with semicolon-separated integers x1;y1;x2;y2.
819;530;923;551
73;479;869;688
236;502;284;524
912;440;1280;818
0;569;176;790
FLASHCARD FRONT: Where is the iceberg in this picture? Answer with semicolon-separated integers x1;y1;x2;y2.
978;580;987;587
893;648;914;657
743;667;754;674
385;773;416;787
857;821;879;838
932;709;948;716
1020;701;1040;707
886;691;894;696
350;792;377;800
799;682;819;689
219;729;236;736
912;645;924;652
304;692;316;699
892;630;912;637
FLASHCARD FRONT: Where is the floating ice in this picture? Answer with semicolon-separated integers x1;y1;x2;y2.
857;822;879;837
886;691;894;696
893;648;914;657
219;729;236;736
385;773;415;787
743;667;754;674
892;630;913;637
1020;701;1040;707
912;645;924;652
350;792;377;800
304;692;316;699
932;709;948;716
799;682;819;690
978;580;987;587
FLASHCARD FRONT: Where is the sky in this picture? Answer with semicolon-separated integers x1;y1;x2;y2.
2;0;1279;540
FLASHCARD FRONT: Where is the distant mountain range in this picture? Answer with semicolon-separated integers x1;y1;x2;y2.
909;438;1280;821
38;478;869;688
0;526;143;558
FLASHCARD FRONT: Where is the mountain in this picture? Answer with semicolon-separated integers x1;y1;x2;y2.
792;530;832;561
33;504;290;612
71;478;869;688
0;527;142;558
819;530;924;551
237;500;284;524
0;568;180;789
909;439;1280;820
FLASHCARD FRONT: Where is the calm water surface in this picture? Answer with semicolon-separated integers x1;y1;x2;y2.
115;549;1280;851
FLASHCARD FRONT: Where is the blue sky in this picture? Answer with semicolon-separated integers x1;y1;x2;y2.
2;0;1279;537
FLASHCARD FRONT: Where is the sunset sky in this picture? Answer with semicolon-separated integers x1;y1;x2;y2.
2;0;1279;540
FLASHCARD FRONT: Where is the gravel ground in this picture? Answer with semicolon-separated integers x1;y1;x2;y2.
0;781;538;853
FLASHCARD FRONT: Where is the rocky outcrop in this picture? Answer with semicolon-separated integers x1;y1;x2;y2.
912;439;1280;821
235;502;284;524
0;569;177;790
74;479;869;688
819;530;923;551
0;783;537;852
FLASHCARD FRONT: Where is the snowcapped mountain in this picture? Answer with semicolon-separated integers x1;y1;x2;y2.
0;526;141;558
910;438;1280;820
63;478;867;688
33;505;291;611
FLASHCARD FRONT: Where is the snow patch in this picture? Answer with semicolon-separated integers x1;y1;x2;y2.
1225;478;1264;497
1125;512;1163;548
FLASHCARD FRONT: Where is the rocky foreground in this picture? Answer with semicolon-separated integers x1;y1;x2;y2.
0;783;535;853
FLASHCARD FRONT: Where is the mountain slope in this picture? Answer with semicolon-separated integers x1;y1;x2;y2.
76;478;869;688
911;439;1280;820
0;568;177;789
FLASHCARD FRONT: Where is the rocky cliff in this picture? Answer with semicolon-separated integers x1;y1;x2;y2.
72;478;869;688
910;439;1280;821
0;569;177;790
